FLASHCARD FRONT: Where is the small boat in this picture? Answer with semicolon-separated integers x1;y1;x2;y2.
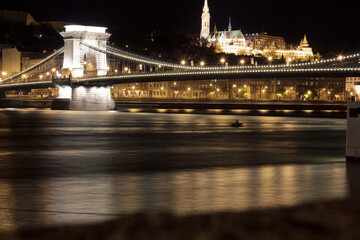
231;120;243;128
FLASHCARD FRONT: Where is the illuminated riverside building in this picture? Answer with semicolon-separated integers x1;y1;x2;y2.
200;0;314;61
111;77;347;101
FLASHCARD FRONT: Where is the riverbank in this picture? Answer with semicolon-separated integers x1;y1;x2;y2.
2;197;360;240
0;98;347;117
116;99;347;118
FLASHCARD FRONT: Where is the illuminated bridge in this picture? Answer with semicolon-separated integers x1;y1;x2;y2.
0;25;360;110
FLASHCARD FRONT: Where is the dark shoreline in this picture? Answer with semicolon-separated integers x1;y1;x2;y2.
2;197;360;240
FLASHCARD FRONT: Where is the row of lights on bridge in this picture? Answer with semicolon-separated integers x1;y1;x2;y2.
86;42;352;72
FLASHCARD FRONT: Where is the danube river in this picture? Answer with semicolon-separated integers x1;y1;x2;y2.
0;109;356;232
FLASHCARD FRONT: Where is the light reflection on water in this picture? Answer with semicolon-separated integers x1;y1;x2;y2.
0;109;352;232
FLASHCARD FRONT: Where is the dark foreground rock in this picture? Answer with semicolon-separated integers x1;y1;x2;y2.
2;198;360;240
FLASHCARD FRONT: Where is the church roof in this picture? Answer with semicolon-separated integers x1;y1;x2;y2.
209;30;245;40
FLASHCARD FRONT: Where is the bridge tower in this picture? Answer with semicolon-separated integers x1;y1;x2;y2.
53;25;115;111
61;25;110;78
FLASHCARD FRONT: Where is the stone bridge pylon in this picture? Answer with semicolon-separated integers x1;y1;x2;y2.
53;25;115;111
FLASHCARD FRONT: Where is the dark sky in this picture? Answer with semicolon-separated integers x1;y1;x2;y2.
2;0;358;53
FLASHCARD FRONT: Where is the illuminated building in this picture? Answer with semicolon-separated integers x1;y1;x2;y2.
200;0;314;60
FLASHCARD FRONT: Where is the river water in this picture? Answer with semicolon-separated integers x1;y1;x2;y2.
0;109;356;232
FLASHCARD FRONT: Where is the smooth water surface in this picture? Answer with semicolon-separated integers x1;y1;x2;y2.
0;109;354;232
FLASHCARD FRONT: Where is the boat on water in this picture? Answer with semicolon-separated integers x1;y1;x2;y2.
231;120;243;128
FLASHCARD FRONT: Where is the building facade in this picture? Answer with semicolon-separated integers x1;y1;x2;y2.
200;0;314;61
0;10;36;25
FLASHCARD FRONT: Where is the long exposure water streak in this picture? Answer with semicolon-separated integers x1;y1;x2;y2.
0;109;352;232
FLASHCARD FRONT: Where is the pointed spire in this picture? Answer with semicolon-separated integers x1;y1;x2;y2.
303;34;308;44
300;34;309;48
200;0;210;39
203;0;209;10
228;17;232;32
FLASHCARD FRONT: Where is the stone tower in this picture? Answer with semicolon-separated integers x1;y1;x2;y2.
200;0;210;39
60;25;111;78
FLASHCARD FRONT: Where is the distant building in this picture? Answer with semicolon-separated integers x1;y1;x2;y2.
0;10;36;25
346;77;360;100
200;0;314;61
1;48;21;78
245;33;286;53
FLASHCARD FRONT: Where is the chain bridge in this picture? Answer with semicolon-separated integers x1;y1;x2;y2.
1;25;360;110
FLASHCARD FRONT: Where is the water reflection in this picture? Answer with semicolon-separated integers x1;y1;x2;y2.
0;109;349;232
0;163;348;232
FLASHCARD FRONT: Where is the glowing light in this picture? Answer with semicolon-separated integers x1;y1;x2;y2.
65;25;107;34
233;84;237;88
220;58;226;64
338;55;344;61
46;72;50;76
268;56;273;61
217;88;220;92
356;86;360;94
52;68;56;72
200;61;205;66
188;87;191;91
181;60;186;65
1;72;7;76
240;59;245;65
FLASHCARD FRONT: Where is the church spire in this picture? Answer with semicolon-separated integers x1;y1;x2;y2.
200;0;211;39
204;0;209;9
228;17;232;32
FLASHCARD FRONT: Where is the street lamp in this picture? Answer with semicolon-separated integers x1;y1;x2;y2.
337;55;344;61
200;61;205;67
240;59;245;65
181;60;186;65
287;58;292;65
220;58;226;64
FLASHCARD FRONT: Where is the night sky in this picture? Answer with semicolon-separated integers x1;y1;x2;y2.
1;0;358;54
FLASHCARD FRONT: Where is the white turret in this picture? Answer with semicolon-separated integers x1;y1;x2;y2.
200;0;210;39
228;17;232;32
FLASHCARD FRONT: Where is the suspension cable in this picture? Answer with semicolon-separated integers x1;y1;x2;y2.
1;47;64;83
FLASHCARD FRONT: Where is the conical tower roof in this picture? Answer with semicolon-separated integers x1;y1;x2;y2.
204;0;209;9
